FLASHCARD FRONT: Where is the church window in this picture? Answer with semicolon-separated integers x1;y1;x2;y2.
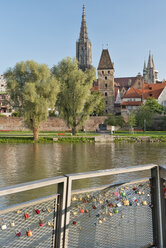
108;71;110;74
105;84;107;88
105;92;107;96
105;76;107;80
102;71;104;75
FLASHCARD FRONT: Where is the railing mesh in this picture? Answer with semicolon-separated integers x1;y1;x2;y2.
68;180;154;248
0;195;57;248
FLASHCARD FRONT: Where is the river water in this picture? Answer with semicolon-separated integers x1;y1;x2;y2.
0;142;166;207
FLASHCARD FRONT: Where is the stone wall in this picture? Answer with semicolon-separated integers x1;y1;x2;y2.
0;116;108;131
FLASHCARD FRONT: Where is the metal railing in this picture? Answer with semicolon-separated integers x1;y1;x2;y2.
0;164;165;248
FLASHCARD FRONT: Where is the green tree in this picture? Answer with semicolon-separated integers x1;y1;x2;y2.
52;57;101;135
91;91;105;116
5;60;59;141
136;105;155;130
104;114;125;128
128;112;136;133
144;97;163;114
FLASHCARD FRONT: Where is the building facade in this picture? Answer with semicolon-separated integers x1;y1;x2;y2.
97;49;114;113
76;5;92;71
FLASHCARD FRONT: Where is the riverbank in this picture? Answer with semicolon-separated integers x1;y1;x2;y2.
1;131;166;143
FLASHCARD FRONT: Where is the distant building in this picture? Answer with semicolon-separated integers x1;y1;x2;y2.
114;73;144;98
0;75;10;115
121;82;166;116
76;5;92;71
143;52;159;84
97;49;115;113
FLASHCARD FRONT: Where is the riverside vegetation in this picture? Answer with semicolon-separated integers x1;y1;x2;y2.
1;131;166;143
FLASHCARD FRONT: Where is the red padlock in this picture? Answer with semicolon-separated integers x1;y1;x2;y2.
35;209;40;214
16;232;21;237
24;213;29;219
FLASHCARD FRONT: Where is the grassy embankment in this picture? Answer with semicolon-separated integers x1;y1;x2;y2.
113;130;166;142
0;131;97;144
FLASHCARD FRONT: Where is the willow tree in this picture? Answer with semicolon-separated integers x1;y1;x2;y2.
5;60;59;141
52;57;102;135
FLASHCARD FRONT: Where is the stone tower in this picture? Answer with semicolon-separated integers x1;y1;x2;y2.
143;52;158;83
97;49;114;113
76;5;92;71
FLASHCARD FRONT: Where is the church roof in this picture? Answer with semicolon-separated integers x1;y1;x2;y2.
114;77;137;89
97;49;114;70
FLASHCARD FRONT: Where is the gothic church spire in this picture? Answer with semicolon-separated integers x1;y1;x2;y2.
79;5;88;40
76;5;92;71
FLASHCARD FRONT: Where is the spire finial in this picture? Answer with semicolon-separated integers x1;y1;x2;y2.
83;4;85;13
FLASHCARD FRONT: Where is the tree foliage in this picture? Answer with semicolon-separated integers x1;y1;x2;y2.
135;98;163;130
91;91;105;116
135;105;155;130
5;60;59;140
128;112;136;133
104;114;125;128
144;97;163;114
52;57;101;134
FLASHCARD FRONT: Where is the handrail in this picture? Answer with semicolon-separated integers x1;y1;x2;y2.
160;165;166;171
0;176;66;196
65;164;158;180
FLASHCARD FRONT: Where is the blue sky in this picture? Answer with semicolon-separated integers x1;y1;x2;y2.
0;0;166;79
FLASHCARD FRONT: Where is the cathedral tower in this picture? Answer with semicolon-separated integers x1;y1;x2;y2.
97;49;114;113
76;5;92;71
143;52;158;83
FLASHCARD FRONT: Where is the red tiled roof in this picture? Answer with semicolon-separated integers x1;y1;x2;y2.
123;87;141;98
121;101;142;106
122;82;166;100
91;85;98;91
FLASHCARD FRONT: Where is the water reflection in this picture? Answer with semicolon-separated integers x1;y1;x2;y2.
0;142;166;207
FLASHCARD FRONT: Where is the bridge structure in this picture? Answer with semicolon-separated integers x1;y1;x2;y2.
0;164;165;248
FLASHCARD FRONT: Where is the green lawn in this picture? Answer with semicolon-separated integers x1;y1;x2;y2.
0;131;98;143
114;130;166;137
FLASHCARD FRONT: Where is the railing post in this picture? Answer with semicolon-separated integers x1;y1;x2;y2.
151;166;163;248
63;176;72;248
54;180;67;248
159;168;166;247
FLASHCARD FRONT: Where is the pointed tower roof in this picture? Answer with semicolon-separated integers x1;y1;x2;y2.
115;88;122;104
79;5;88;40
97;49;114;70
143;61;146;70
152;55;155;69
147;51;153;68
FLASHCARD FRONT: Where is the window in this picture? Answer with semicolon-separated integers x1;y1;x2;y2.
105;76;107;80
106;109;108;113
105;92;107;96
108;71;110;74
105;83;107;88
149;93;152;97
105;101;108;105
102;71;104;75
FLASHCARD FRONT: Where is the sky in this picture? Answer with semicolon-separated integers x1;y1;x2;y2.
0;0;166;80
